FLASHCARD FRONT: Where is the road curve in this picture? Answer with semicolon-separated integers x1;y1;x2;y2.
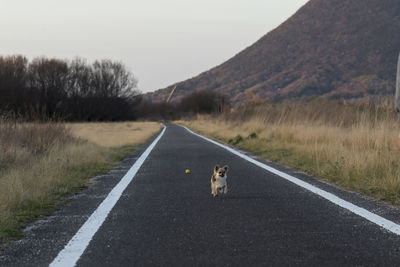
2;123;400;266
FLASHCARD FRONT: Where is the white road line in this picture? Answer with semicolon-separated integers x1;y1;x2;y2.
50;126;166;267
181;125;400;236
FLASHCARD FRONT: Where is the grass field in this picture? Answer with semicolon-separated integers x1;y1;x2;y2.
68;122;161;147
0;120;161;241
180;99;400;205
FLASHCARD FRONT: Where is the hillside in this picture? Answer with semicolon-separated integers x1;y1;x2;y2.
146;0;400;106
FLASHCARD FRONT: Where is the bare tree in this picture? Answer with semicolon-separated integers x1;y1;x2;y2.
67;58;93;98
0;55;28;112
91;59;139;98
28;57;69;117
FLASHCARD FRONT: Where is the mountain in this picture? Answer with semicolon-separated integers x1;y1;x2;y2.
146;0;400;106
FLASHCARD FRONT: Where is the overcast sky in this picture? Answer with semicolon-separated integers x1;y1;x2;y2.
0;0;308;93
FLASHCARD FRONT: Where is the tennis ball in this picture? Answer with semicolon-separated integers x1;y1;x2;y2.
185;169;190;174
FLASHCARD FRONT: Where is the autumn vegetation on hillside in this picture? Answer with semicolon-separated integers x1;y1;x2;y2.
148;0;400;106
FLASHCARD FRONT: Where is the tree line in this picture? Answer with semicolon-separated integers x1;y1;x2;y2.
0;55;228;121
0;55;141;121
137;90;229;120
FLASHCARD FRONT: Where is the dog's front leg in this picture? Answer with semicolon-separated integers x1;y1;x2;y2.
211;182;217;196
224;185;228;194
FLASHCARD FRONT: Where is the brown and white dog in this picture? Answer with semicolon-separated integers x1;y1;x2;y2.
211;165;228;197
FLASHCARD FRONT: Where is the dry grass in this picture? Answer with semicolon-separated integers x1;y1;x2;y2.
180;99;400;205
0;120;161;240
67;122;161;147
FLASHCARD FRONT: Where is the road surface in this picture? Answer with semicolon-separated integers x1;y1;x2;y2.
2;124;400;266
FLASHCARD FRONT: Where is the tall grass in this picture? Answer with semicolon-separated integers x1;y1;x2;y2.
0;118;72;173
0;118;161;240
222;99;396;127
182;99;400;204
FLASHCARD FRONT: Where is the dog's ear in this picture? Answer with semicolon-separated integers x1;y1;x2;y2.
214;165;219;172
223;165;229;172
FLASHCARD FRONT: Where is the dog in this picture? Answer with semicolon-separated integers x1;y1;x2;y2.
211;165;228;197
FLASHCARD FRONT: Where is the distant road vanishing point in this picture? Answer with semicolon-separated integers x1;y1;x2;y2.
2;124;400;266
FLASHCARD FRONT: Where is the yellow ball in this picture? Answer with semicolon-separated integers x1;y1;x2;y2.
185;169;190;174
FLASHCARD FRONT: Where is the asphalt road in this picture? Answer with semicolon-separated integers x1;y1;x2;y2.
2;123;400;266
